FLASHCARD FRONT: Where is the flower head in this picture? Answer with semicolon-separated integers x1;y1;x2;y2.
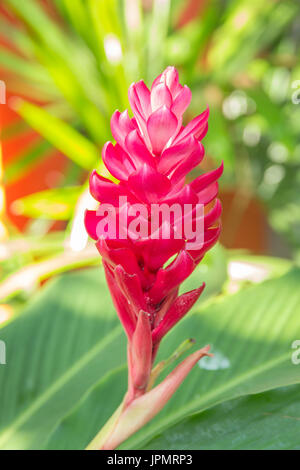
85;66;222;412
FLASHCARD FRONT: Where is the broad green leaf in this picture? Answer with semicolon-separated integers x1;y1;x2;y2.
12;100;99;169
124;267;300;449
46;368;128;450
0;246;227;449
0;269;126;450
12;187;81;220
140;385;300;450
44;267;300;450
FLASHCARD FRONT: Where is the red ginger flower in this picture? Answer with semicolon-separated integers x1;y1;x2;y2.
85;67;223;449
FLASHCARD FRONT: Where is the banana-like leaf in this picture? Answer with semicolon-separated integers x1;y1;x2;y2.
0;263;298;449
0;269;126;449
138;385;300;450
0;247;227;449
42;266;300;450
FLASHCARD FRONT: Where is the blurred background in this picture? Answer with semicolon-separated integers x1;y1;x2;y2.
0;0;300;321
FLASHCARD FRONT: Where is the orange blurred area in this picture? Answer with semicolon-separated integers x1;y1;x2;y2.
220;190;267;254
0;0;296;257
0;2;68;231
0;93;68;230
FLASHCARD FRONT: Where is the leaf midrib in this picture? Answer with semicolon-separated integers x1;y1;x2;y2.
126;350;297;449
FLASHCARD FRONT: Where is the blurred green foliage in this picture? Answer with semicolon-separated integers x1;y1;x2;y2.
1;0;300;295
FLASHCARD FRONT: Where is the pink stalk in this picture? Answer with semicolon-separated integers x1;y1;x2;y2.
85;66;223;449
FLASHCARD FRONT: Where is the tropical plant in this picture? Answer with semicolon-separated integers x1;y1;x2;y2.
0;0;300;451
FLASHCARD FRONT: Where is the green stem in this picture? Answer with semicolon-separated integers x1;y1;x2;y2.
85;399;125;450
86;338;196;450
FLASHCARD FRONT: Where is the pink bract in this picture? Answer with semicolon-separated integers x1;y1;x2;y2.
85;66;223;405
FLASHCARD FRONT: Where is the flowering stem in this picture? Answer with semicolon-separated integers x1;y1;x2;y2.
85;339;209;450
84;66;222;451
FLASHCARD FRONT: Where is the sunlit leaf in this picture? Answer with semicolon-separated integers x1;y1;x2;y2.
12;186;81;220
0;269;126;449
40;266;300;450
139;385;300;450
